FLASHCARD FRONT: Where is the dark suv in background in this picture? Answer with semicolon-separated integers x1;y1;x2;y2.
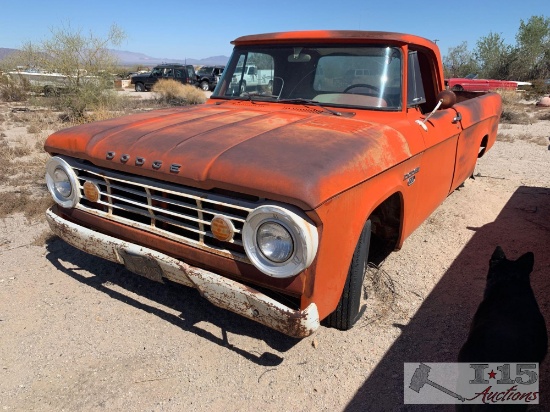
196;65;225;91
131;64;198;92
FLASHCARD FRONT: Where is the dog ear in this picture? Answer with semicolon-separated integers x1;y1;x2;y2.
490;246;506;265
516;251;535;275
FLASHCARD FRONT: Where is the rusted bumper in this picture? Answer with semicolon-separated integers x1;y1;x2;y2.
45;208;319;338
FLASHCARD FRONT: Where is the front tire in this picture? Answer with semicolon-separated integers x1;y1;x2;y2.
200;81;210;91
324;220;371;330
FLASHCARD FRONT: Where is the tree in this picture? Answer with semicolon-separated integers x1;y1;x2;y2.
8;23;126;119
18;23;125;86
513;15;550;79
474;32;513;79
442;42;479;78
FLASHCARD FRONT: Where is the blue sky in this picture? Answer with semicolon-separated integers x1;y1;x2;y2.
1;0;548;60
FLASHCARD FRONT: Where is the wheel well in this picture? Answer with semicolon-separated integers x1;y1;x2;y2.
367;193;402;265
478;134;489;158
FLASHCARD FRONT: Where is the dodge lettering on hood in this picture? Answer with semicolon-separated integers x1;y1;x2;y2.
44;30;502;337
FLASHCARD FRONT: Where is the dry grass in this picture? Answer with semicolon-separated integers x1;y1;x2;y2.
0;85;207;227
500;110;532;124
535;110;550;121
361;262;400;324
0;189;53;221
496;89;523;106
497;132;548;146
31;228;56;246
152;79;207;105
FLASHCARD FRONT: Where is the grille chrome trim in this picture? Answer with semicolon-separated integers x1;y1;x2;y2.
61;157;261;262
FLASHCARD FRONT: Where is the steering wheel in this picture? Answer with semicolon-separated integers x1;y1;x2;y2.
343;84;380;94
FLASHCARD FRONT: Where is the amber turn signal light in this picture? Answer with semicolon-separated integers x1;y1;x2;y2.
211;215;235;242
82;181;100;203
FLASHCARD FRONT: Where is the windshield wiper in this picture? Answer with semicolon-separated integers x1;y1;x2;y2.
277;98;342;116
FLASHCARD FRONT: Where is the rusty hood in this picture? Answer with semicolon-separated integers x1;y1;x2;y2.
45;102;412;210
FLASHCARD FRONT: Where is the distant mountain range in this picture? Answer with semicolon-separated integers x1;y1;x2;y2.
107;49;229;66
0;47;229;67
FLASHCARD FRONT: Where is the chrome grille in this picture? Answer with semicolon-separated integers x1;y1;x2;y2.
67;160;261;261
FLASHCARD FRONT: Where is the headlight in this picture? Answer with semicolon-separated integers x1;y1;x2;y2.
257;222;294;263
45;156;81;208
243;204;318;278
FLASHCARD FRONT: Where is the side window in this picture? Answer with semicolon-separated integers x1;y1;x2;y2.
407;51;426;107
175;69;183;78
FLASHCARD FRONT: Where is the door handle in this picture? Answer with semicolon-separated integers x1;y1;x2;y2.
452;112;462;123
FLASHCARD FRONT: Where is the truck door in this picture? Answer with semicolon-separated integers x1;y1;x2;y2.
407;50;462;226
174;68;185;85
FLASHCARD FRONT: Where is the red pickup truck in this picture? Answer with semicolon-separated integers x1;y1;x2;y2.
44;31;502;337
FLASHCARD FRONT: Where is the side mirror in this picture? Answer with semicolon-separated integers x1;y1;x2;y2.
437;90;456;109
415;90;458;131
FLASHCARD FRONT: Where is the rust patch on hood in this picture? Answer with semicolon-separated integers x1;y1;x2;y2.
45;103;411;210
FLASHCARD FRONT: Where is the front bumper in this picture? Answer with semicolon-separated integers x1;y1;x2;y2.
45;208;320;338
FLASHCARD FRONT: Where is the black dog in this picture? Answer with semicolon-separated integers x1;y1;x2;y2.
459;246;547;363
457;246;547;410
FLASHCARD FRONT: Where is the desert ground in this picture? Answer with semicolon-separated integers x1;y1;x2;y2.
0;91;549;411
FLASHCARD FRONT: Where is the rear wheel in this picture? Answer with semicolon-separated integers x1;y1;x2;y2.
324;220;372;330
135;83;145;92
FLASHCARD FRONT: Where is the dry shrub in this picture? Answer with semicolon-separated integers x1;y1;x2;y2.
497;133;548;146
152;79;206;105
31;228;56;246
0;190;53;220
496;89;522;106
0;76;29;102
361;262;399;324
497;133;515;143
500;110;531;124
27;124;40;134
535;111;550;121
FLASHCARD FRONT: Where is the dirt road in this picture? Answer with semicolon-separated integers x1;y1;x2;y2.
0;103;549;411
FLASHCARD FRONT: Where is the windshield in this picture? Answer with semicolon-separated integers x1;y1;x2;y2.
212;45;402;110
198;66;213;75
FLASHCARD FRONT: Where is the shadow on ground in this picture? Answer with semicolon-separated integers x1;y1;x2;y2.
345;186;550;411
45;239;299;367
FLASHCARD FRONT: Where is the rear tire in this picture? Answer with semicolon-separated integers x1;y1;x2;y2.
135;83;145;92
324;219;372;330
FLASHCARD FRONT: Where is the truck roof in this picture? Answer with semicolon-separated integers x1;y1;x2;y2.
231;30;438;51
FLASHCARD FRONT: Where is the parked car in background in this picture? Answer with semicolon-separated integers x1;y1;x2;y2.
196;65;225;91
445;74;518;91
131;64;197;92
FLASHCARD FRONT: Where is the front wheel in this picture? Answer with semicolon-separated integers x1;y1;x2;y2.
324;220;371;330
200;81;210;91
